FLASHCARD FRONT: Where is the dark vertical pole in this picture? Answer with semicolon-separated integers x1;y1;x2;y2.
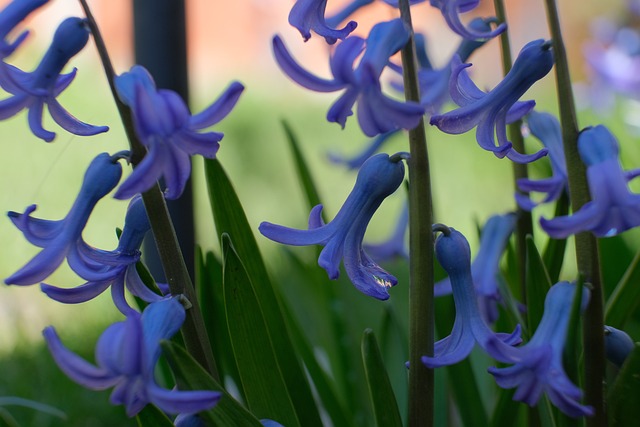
132;0;195;281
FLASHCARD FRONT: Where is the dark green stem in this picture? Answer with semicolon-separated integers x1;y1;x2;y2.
78;0;219;381
542;0;605;424
398;1;434;426
493;0;532;303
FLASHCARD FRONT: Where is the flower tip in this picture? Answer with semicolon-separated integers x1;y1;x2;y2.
542;40;553;50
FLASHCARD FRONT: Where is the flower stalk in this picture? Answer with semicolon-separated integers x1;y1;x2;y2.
398;1;434;425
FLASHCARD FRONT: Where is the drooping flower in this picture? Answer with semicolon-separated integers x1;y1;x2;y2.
40;195;166;314
0;0;49;62
43;298;221;417
434;213;516;323
429;0;506;40
0;17;109;141
114;65;244;200
273;18;425;137
430;39;554;163
604;325;635;368
488;281;594;418
421;224;522;368
540;125;640;238
259;153;406;300
5;153;124;286
288;0;358;44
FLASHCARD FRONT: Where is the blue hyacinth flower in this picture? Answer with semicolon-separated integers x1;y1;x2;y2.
604;325;635;368
434;213;516;323
429;0;506;40
516;111;569;210
540;125;640;238
43;298;221;417
430;39;554;163
5;153;124;286
422;224;522;368
40;196;167;314
260;153;406;300
273;18;425;137
488;281;594;418
0;0;48;61
288;0;357;44
0;17;109;141
114;65;244;200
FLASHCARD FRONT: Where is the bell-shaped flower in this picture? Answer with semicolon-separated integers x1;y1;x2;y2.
421;224;522;368
114;65;243;200
434;213;516;323
40;195;166;314
363;201;409;261
429;0;506;40
540;125;640;238
430;39;554;163
515;111;569;210
5;153;124;286
259;153;406;300
273;18;425;137
0;0;48;62
43;297;221;417
288;0;357;44
488;281;594;418
0;17;109;141
604;325;635;368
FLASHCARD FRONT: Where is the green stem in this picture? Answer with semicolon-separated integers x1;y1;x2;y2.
542;1;605;424
78;0;219;381
398;1;434;426
493;0;533;303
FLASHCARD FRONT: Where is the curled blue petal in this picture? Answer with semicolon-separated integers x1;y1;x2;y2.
289;0;357;44
430;0;506;41
604;325;635;368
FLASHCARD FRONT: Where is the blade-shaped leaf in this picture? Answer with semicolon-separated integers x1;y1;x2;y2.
605;249;640;328
525;236;552;337
222;234;300;427
136;405;174;427
608;343;640;426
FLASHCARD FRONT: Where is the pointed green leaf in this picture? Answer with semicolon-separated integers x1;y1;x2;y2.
136;405;174;427
161;340;263;427
222;234;300;427
608;343;640;426
490;388;524;427
361;329;402;427
525;236;552;337
605;249;640;328
204;158;323;426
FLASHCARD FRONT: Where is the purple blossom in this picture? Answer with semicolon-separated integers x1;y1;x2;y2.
430;39;554;163
288;0;357;44
422;224;522;368
273;19;425;137
515;111;568;210
114;65;244;200
0;0;48;62
43;298;221;417
488;281;594;418
40;195;167;315
5;153;124;286
434;213;516;323
604;325;635;368
259;153;406;300
429;0;506;40
540;125;640;238
0;17;109;141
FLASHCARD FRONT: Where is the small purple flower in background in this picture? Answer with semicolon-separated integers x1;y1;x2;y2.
429;0;506;40
421;224;522;368
5;153;123;286
0;17;109;142
430;39;554;163
540;125;640;238
43;297;221;417
114;65;244;200
363;202;409;261
515;111;568;210
260;153;406;300
434;213;516;323
488;281;594;418
604;325;635;368
0;0;48;61
288;0;358;44
40;195;167;315
273;19;425;137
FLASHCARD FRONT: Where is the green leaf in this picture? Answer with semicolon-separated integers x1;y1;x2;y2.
490;388;523;427
525;236;552;338
608;343;640;426
542;191;569;283
222;234;300;427
361;329;403;427
161;340;263;427
605;248;640;328
204;158;323;426
136;405;174;427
